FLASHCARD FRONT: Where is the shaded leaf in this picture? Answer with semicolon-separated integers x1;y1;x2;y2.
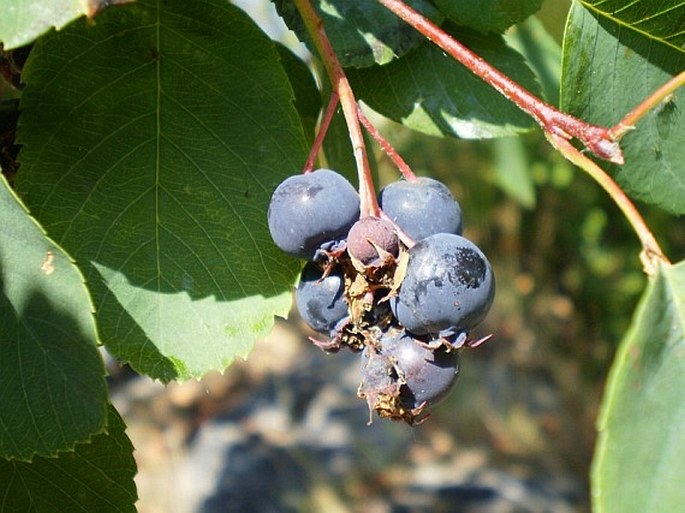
561;3;685;214
0;175;106;461
592;260;685;513
505;16;562;106
581;0;685;53
433;0;543;34
275;43;321;144
348;27;541;139
16;0;309;381
272;0;442;68
0;405;138;513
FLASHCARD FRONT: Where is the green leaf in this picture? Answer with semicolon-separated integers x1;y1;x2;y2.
348;27;541;139
272;0;443;68
275;43;321;143
561;3;685;214
491;136;536;208
580;0;685;53
0;0;88;50
433;0;543;34
505;16;562;106
592;260;685;513
0;404;138;513
16;0;309;381
0;175;106;461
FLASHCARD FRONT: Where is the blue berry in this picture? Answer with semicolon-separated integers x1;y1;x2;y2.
347;217;399;267
392;233;495;335
268;168;360;260
379;177;462;241
381;328;459;409
295;263;349;335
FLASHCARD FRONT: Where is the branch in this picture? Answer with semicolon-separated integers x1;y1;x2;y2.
546;132;669;275
303;92;339;173
293;0;380;217
376;0;625;165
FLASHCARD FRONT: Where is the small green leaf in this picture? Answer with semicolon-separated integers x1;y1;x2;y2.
272;0;443;68
580;0;685;53
0;175;106;461
0;0;88;50
348;27;541;139
17;0;309;381
592;260;685;513
561;4;685;214
0;405;138;513
433;0;543;34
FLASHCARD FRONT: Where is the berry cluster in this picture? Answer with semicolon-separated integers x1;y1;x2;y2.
268;168;495;424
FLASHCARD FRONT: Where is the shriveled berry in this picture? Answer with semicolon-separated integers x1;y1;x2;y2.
347;217;399;266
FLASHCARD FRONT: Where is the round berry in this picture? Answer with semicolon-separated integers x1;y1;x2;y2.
381;328;459;409
268;168;360;260
347;217;399;266
379;177;462;241
392;233;495;335
295;263;349;335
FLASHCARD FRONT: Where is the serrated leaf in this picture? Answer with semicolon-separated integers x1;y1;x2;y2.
433;0;543;34
0;0;88;50
561;4;685;214
580;0;685;53
16;0;309;381
0;404;138;513
348;27;541;139
272;0;443;68
0;175;106;461
591;260;685;513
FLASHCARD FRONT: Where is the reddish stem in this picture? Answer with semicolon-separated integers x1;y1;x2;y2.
294;0;380;217
376;0;625;165
356;106;417;181
303;92;340;173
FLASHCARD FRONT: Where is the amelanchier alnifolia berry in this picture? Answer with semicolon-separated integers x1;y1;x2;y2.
295;263;349;336
347;217;399;267
379;177;462;241
392;233;495;336
268;168;360;260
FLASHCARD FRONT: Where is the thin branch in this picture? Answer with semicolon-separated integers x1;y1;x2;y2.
303;92;340;173
609;70;685;140
546;132;669;275
356;106;417;181
293;0;380;217
376;0;625;165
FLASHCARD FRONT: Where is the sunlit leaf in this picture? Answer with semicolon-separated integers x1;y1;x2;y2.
16;0;309;381
592;260;685;513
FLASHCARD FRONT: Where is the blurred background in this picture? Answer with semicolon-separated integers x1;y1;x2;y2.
104;1;685;512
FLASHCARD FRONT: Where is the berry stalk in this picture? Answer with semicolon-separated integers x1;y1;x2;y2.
546;132;669;275
293;0;380;217
303;91;340;173
357;105;417;181
376;0;624;165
